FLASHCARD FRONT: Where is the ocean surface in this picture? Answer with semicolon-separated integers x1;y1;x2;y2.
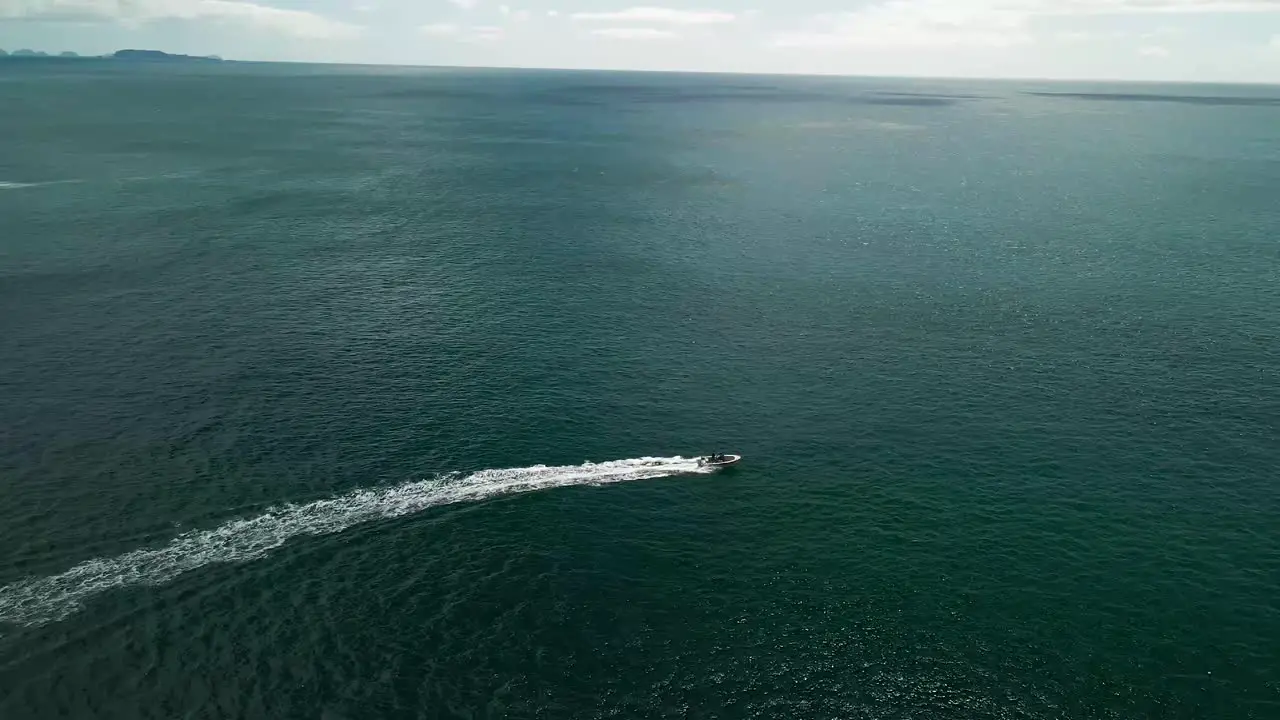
1;61;1278;718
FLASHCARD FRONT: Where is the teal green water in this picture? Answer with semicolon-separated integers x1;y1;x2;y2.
1;62;1278;718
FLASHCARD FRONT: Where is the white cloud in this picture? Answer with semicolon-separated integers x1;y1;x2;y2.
571;6;735;24
0;0;360;38
1125;0;1280;11
496;4;529;20
1141;25;1185;39
775;2;1032;50
1073;0;1280;13
420;21;503;40
546;9;559;17
1051;30;1118;42
447;0;478;8
590;26;679;39
420;21;461;35
1139;44;1171;55
1045;0;1280;12
774;0;1280;51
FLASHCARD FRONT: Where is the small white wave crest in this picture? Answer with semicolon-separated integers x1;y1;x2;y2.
0;456;712;627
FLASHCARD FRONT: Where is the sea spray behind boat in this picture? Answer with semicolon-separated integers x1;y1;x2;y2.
0;456;715;627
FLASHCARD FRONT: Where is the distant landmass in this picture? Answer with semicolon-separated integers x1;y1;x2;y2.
112;49;222;62
0;49;223;62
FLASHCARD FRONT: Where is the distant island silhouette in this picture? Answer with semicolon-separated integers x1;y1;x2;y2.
112;49;223;62
0;49;223;62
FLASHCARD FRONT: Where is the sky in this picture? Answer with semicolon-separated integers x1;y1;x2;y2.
1;0;1279;82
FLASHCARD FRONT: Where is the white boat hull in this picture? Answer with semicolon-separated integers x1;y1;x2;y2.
698;454;742;468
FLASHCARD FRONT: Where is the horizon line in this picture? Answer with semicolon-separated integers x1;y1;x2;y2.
4;51;1279;87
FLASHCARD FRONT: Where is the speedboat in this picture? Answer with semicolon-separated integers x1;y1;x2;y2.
698;454;742;468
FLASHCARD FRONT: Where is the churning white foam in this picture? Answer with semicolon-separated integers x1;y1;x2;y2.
0;456;712;628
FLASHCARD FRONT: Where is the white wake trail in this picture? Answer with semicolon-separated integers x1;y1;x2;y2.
0;456;711;628
0;180;80;190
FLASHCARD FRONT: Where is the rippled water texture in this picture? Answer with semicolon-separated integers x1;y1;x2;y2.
1;63;1278;718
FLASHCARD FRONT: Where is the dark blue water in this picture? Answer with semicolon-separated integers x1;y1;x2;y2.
1;62;1278;718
